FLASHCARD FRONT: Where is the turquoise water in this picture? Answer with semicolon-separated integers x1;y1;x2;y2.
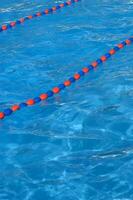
0;0;133;199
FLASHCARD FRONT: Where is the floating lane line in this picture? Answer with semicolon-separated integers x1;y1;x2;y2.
0;0;80;33
0;37;132;120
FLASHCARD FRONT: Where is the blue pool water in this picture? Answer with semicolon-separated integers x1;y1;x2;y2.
0;0;133;199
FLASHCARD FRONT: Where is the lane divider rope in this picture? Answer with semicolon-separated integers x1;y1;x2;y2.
0;0;80;33
0;37;132;120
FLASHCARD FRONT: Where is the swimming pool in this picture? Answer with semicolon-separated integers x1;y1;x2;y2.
0;0;133;199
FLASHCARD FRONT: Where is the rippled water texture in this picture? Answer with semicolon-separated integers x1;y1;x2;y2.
0;0;133;199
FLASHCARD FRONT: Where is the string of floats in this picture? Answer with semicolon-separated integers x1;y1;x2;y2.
0;37;132;120
0;0;80;33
